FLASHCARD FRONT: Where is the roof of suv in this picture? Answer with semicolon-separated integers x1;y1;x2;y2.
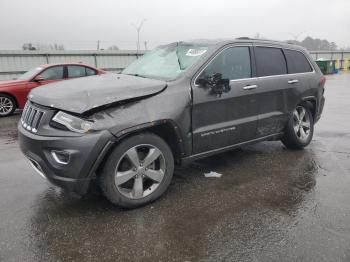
182;37;305;51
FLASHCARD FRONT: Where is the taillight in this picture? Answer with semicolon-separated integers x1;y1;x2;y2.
320;76;326;95
320;76;326;86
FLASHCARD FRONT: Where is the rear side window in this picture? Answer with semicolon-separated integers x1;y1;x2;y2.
284;49;313;73
68;66;86;78
255;47;287;77
199;46;251;81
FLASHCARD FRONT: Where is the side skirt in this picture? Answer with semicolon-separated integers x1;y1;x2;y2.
180;132;283;165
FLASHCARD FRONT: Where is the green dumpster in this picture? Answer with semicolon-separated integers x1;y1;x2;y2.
316;59;335;75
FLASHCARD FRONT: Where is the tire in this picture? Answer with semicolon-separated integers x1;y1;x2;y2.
281;103;314;149
100;133;174;208
0;94;16;117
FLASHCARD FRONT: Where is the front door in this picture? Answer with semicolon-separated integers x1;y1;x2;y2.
191;45;259;154
26;65;65;95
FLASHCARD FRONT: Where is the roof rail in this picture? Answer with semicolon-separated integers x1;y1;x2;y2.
236;37;291;45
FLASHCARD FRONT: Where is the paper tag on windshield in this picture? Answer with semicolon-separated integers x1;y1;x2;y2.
186;49;207;57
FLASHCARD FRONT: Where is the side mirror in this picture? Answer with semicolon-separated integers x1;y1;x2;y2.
33;75;44;82
211;77;230;95
197;73;231;95
196;78;209;87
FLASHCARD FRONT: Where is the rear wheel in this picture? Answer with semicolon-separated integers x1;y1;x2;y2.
281;103;314;149
0;94;16;117
100;133;174;208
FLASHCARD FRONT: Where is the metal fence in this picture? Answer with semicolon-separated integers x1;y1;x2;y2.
0;49;349;80
309;51;350;69
0;50;145;80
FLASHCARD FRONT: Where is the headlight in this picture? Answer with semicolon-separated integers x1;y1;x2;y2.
52;111;94;133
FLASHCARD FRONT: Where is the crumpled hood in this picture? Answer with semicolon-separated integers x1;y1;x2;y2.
29;74;167;114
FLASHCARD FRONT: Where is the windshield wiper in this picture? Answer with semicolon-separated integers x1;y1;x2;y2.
176;42;184;70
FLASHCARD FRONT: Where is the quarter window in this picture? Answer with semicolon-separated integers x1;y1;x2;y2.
284;49;313;73
41;66;64;80
86;67;97;76
199;47;251;81
255;47;287;77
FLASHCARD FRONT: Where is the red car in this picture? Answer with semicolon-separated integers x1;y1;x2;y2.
0;63;105;117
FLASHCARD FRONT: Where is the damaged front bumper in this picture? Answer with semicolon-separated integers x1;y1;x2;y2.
18;123;115;195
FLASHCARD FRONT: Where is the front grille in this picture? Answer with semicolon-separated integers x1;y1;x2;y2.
21;102;45;133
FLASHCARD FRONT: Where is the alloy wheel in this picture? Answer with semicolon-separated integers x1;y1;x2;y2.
114;144;166;199
293;106;311;142
0;96;14;116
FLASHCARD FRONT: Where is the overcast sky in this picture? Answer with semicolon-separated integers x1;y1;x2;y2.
1;0;349;50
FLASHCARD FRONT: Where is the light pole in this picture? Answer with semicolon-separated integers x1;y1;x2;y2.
131;19;147;54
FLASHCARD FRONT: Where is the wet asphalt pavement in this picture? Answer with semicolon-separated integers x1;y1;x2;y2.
1;73;350;262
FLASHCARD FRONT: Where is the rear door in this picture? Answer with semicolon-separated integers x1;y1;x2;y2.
254;46;291;137
283;49;315;106
192;45;259;154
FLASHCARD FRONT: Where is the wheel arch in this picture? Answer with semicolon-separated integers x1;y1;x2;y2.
93;120;184;181
301;96;317;120
115;120;184;164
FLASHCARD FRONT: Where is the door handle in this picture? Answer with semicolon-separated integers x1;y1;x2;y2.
243;84;258;90
288;79;299;84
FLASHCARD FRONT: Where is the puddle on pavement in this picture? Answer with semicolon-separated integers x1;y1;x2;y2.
0;130;18;144
19;141;322;261
0;113;20;143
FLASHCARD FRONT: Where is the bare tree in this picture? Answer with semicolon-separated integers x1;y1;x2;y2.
23;43;65;51
107;45;119;51
287;36;338;51
22;43;36;50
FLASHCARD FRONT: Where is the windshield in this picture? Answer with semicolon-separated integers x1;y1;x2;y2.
17;67;43;80
122;43;208;80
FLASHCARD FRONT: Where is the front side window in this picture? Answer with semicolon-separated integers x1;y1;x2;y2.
122;43;208;80
255;47;287;77
68;66;86;78
41;66;64;80
198;47;251;81
284;49;313;73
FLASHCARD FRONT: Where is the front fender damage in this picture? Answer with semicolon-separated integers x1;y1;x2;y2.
88;90;192;158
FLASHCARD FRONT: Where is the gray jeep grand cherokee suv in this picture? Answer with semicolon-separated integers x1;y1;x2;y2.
19;38;325;208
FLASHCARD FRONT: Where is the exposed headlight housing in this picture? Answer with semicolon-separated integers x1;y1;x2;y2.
52;111;94;133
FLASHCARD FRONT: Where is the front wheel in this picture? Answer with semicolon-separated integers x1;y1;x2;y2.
0;94;16;117
281;103;314;149
100;133;174;208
